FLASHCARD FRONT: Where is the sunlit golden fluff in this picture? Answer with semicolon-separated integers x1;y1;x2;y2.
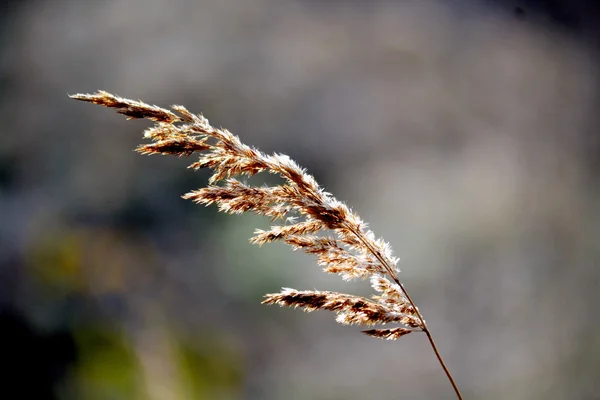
70;91;463;399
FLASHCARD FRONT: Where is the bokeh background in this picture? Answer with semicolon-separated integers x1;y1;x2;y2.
1;0;600;399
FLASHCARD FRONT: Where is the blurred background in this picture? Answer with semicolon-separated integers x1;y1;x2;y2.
1;0;600;399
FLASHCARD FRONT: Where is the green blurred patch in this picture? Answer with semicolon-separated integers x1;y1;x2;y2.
172;330;244;400
28;230;85;295
70;325;143;400
27;227;159;298
27;228;244;399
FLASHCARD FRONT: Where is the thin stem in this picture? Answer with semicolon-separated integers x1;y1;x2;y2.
391;278;463;400
423;327;463;400
347;225;463;400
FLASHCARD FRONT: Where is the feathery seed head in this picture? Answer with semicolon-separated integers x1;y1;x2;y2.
70;91;425;338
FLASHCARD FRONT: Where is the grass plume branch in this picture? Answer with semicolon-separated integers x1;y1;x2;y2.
70;91;463;399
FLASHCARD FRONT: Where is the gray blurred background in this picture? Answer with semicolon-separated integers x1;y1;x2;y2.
1;0;600;399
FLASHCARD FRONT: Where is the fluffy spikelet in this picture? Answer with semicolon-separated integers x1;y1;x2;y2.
251;220;324;244
263;289;413;327
70;91;180;123
137;138;211;157
69;91;425;336
362;328;414;340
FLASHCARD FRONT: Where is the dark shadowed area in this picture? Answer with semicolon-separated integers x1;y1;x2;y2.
1;1;599;399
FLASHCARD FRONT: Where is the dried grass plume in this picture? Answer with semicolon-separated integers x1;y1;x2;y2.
70;91;463;399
